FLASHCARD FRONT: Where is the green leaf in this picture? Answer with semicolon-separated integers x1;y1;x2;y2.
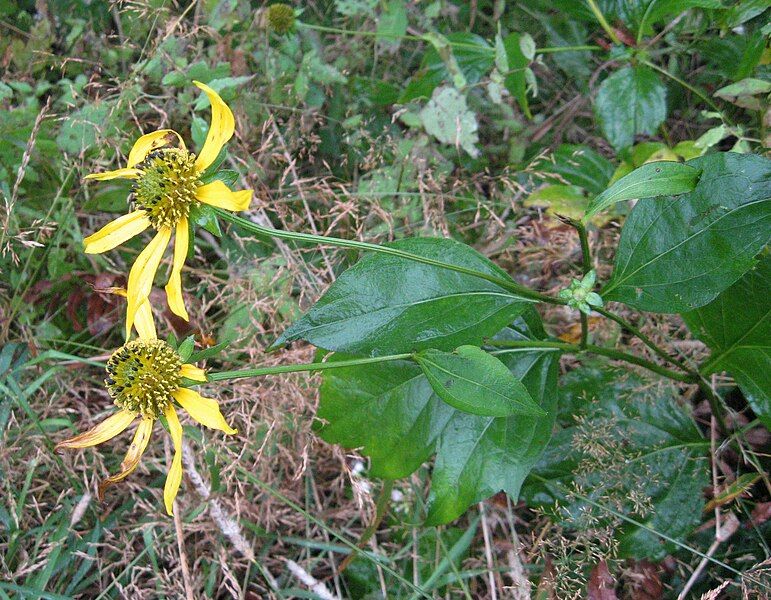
602;153;771;313
376;0;407;42
525;185;588;220
502;32;532;118
523;367;709;560
273;237;530;355
683;256;771;428
414;345;545;417
541;144;615;195
189;203;222;237
595;66;667;151
426;335;558;524
419;86;479;157
584;161;702;220
400;33;493;102
715;77;771;111
643;0;723;27
317;322;558;525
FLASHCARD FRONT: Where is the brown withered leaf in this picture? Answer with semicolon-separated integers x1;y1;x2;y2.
588;560;617;600
626;560;663;600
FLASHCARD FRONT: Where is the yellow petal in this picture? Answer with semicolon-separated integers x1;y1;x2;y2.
164;218;189;321
196;180;252;212
97;418;154;499
55;410;136;450
125;227;171;340
193;81;235;172
84;167;142;181
163;404;184;515
83;210;151;254
127;129;186;168
134;299;157;341
172;388;237;435
179;364;207;382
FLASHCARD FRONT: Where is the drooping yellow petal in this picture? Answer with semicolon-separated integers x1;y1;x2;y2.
193;81;235;172
163;404;184;515
127;129;186;168
97;418;154;499
164;218;189;321
55;410;136;450
83;210;151;254
125;227;171;340
196;180;252;212
172;387;237;435
84;167;142;181
134;299;157;341
179;364;207;382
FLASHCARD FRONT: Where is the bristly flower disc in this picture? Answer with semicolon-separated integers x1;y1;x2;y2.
132;148;202;230
106;339;182;418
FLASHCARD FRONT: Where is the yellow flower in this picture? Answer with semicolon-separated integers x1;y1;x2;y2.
83;81;252;338
56;302;237;515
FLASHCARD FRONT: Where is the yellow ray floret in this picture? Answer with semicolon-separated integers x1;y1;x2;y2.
82;81;252;336
55;317;235;515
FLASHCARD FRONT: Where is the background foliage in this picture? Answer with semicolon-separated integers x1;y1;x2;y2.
1;0;769;598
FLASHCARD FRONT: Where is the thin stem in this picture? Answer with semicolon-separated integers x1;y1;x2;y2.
488;339;695;383
594;306;693;373
580;313;589;350
562;216;593;350
585;343;694;383
207;354;412;382
338;479;394;573
537;45;603;53
214;209;566;306
641;59;734;126
585;0;621;44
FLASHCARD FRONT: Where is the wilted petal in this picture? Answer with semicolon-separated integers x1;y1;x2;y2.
84;168;142;181
193;81;235;172
83;210;150;254
163;404;184;515
179;364;207;382
97;418;154;499
164;218;189;321
125;227;171;340
196;180;252;212
134;299;157;341
172;387;237;435
127;129;186;168
56;410;136;450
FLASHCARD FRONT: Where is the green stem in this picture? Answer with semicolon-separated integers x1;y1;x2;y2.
207;354;412;382
562;217;593;350
641;59;734;126
338;479;394;573
214;209;566;306
488;339;695;383
594;306;693;373
537;45;603;53
585;0;621;44
585;343;694;383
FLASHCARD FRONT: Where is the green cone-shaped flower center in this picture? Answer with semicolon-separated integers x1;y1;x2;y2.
267;3;295;33
106;339;182;419
133;148;201;229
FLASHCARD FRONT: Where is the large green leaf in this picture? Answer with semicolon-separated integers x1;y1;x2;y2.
273;237;530;355
414;345;545;417
602;153;771;313
522;367;709;560
541;144;615;195
584;161;702;220
683;255;771;428
595;66;667;151
317;322;559;525
400;33;493;103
